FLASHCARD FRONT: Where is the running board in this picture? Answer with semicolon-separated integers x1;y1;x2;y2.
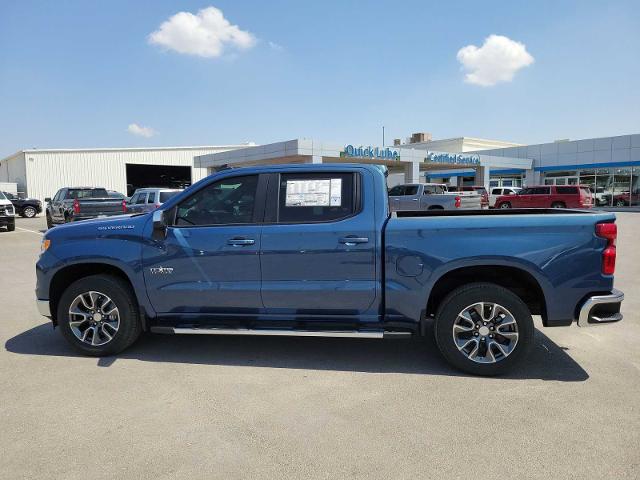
151;326;411;339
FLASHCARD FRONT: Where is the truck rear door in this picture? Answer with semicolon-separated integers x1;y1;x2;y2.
259;169;379;318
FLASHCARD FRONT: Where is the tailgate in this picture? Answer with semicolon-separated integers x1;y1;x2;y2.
457;193;482;209
77;199;123;216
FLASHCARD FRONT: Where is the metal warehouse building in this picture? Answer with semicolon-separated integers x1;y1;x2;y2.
0;145;250;200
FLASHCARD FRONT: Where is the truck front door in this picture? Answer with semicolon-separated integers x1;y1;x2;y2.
259;170;379;319
142;174;265;314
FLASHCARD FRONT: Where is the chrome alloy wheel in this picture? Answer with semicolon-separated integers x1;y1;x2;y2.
452;302;519;364
68;291;120;346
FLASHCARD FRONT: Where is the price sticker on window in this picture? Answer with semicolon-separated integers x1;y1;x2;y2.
285;179;342;207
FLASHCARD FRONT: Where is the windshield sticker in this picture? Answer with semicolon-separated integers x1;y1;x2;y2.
285;179;342;207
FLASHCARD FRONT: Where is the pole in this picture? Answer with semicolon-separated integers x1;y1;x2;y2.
382;126;385;146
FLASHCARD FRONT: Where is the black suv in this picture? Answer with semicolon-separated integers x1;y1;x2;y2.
2;191;42;218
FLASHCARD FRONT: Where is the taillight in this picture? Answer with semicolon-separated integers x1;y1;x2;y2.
455;196;461;208
122;200;127;213
596;222;617;275
73;198;80;214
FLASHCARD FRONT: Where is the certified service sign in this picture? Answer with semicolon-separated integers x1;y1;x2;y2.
426;151;481;166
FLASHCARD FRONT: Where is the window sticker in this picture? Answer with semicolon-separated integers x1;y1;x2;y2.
285;179;342;207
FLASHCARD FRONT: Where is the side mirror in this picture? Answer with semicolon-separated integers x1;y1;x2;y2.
45;197;51;203
152;210;168;240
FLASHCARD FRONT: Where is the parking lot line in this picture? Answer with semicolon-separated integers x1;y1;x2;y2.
15;227;44;236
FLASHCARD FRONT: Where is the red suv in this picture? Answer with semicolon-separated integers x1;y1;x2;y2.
495;185;593;209
449;186;489;208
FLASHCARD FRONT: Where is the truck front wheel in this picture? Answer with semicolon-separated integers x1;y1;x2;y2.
57;274;142;356
433;283;534;375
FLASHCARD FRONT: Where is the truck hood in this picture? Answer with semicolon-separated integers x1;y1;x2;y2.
44;213;150;242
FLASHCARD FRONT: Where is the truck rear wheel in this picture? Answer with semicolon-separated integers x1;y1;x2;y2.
499;202;511;209
57;274;141;356
433;282;534;375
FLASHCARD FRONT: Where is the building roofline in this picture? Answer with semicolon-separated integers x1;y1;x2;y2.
1;144;256;160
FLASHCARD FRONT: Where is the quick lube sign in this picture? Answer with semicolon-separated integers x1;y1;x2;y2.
343;145;399;160
426;151;481;165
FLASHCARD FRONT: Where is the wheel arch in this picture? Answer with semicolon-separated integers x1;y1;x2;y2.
426;264;548;326
49;262;149;329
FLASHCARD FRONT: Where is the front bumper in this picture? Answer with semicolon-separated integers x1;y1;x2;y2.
0;216;14;226
36;298;51;317
577;289;624;327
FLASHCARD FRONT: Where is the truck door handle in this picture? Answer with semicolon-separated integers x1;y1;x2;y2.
227;238;255;246
411;198;418;201
339;236;369;246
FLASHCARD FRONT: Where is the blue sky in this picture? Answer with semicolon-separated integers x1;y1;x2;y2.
1;0;639;157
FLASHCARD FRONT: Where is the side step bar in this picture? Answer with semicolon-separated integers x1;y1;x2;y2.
151;326;411;339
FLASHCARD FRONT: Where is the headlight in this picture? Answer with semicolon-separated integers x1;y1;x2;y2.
41;238;51;253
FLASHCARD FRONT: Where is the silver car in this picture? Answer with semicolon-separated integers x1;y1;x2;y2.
126;188;182;214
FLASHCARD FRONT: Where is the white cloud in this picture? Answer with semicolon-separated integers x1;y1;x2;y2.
148;6;256;58
457;34;534;87
127;123;157;138
268;41;283;51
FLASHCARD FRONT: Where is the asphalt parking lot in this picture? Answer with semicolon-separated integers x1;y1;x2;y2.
1;214;639;479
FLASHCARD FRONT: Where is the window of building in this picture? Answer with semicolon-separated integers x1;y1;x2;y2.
175;175;258;226
278;172;355;223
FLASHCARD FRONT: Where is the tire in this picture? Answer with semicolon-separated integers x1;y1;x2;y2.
6;219;15;232
57;274;142;356
433;282;534;376
551;202;565;209
499;202;511;209
23;206;37;218
615;199;626;207
46;212;53;229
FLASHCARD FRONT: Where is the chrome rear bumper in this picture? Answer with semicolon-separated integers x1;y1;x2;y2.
36;299;51;317
577;289;624;327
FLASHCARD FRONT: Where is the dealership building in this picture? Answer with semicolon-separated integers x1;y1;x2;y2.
1;133;638;207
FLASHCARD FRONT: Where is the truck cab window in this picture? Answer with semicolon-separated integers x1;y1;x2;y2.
388;185;405;196
175;175;258;226
278;172;355;223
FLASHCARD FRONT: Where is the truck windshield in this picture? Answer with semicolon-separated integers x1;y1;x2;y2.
66;189;109;199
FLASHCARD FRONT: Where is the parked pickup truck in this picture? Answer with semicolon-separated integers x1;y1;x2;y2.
45;187;127;228
389;183;481;211
35;164;624;375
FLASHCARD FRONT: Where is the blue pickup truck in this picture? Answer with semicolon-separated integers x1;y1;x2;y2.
35;164;624;375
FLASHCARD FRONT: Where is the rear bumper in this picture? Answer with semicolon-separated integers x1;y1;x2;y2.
577;289;624;327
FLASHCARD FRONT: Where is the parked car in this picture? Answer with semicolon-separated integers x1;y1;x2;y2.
489;187;521;208
0;191;16;231
610;191;640;207
449;185;489;208
45;187;127;228
495;185;593;209
126;188;183;214
389;183;481;210
35;164;623;376
2;191;43;218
